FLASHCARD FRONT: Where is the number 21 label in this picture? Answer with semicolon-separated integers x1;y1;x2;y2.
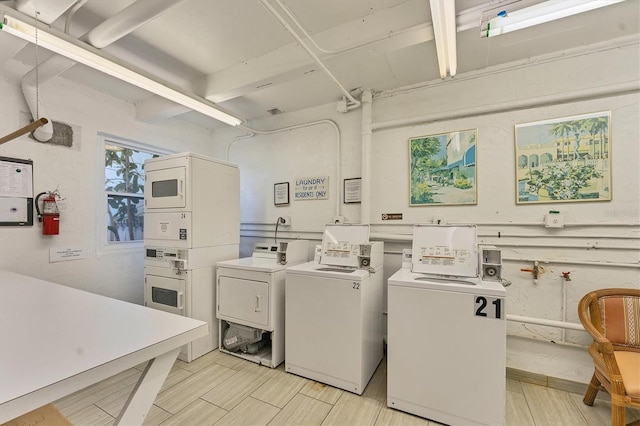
474;296;504;320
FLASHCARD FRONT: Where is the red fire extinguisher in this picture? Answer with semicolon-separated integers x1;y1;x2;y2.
35;191;60;235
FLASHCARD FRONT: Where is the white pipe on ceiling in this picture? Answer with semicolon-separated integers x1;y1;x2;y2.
16;0;85;141
274;0;491;55
18;0;189;141
21;55;76;141
82;0;188;49
274;0;426;56
65;0;88;34
259;0;361;111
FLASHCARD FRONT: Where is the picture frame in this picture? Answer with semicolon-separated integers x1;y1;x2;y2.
343;178;361;204
409;129;477;206
515;111;611;204
274;182;289;206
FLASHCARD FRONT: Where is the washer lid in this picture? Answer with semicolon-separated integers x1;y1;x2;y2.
286;260;370;280
388;268;505;297
217;256;284;272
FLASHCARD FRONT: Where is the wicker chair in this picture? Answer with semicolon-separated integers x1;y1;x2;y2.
578;288;640;426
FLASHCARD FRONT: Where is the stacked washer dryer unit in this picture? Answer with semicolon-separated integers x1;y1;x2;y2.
285;224;384;395
387;224;507;426
216;240;309;368
143;152;239;362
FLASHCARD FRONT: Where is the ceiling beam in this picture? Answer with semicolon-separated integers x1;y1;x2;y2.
137;1;490;122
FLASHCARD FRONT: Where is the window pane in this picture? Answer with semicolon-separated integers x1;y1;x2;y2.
107;194;144;243
105;145;156;194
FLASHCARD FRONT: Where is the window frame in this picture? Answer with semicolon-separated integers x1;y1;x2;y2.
96;133;173;254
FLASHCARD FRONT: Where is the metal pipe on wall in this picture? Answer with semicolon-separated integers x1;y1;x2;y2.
501;257;640;269
229;120;342;219
372;221;640;227
360;90;373;224
507;315;584;331
371;80;638;131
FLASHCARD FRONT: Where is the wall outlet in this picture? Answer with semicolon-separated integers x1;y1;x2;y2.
544;212;564;228
433;217;446;225
278;216;291;226
333;215;346;224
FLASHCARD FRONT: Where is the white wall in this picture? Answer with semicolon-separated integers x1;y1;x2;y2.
0;59;216;303
214;104;364;250
213;36;640;384
1;31;637;385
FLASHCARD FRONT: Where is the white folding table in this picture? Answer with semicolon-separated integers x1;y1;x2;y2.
0;270;208;425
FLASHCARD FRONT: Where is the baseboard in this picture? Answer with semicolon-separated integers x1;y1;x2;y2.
506;367;610;401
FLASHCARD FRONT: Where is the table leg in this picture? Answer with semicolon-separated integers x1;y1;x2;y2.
114;347;180;425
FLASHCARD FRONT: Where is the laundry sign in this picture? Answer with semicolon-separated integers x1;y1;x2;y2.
294;176;329;201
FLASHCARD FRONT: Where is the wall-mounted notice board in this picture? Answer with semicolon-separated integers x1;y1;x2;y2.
0;156;34;226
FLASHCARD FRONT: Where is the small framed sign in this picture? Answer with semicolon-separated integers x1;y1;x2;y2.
343;178;361;204
294;176;329;200
274;182;289;206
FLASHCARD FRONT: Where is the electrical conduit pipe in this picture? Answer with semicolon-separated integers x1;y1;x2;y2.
360;89;373;224
227;120;342;220
259;0;360;111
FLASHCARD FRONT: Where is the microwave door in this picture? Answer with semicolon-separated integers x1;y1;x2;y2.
144;274;186;316
145;167;187;209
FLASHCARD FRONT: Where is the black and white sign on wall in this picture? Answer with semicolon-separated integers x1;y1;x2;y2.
474;296;505;320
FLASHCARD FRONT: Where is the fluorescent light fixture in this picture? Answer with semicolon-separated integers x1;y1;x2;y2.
0;12;243;126
429;0;457;78
481;0;625;38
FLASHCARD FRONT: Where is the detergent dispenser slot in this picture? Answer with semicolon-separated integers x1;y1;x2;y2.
358;244;371;268
480;246;502;281
276;240;309;265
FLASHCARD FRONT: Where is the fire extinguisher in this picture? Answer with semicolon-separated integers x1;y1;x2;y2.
35;191;60;235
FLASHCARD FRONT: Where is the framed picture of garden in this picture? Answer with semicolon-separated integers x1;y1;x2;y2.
409;129;477;206
515;111;611;204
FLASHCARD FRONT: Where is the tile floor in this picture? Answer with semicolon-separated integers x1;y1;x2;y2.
54;350;640;425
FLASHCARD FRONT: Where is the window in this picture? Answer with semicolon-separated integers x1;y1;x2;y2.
100;134;170;247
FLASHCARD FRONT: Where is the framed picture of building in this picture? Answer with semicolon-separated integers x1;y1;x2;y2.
409;129;477;206
515;111;611;204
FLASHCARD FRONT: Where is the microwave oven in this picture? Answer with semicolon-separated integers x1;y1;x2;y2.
143;152;240;248
144;152;240;213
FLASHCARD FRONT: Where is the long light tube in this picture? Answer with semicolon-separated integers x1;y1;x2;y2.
429;0;457;78
1;13;243;126
481;0;625;38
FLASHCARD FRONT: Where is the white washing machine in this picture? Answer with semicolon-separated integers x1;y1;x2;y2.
285;225;384;395
216;240;309;367
387;225;506;426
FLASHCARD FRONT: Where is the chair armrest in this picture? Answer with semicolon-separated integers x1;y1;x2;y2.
578;295;622;377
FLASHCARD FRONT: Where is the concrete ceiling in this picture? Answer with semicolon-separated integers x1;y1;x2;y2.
0;0;638;130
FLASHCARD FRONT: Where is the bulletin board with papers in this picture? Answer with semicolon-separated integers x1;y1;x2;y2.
0;156;34;226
